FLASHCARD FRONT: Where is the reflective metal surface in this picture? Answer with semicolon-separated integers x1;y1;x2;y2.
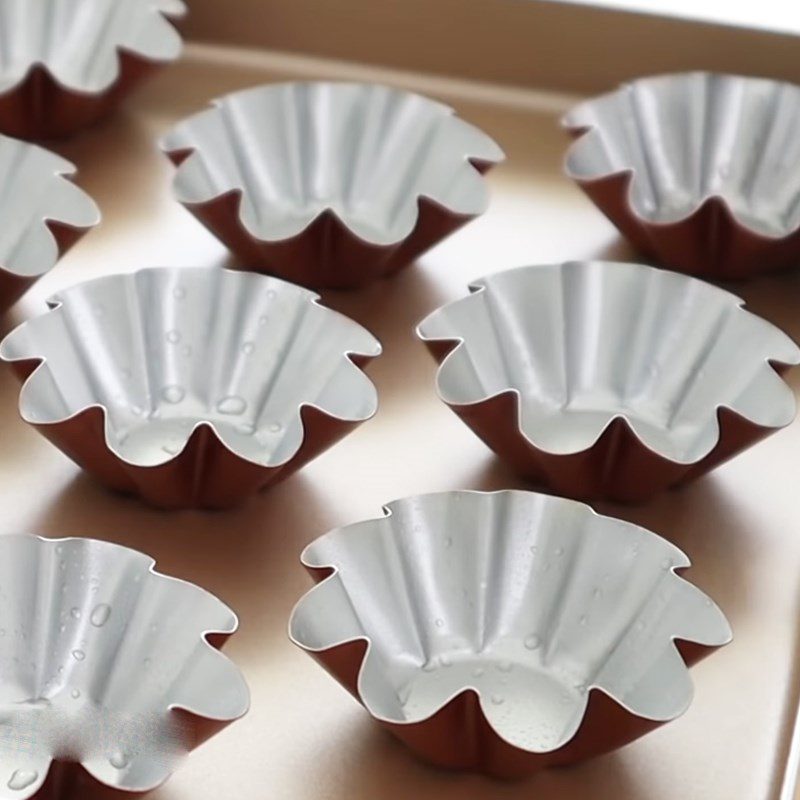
0;135;99;310
160;82;504;288
0;44;798;800
0;534;248;799
564;72;800;279
290;490;730;777
0;0;185;138
0;267;380;509
417;261;800;501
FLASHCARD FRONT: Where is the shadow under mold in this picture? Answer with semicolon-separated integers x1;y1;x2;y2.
304;703;650;800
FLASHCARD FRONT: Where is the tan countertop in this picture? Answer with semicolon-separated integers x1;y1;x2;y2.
2;44;799;800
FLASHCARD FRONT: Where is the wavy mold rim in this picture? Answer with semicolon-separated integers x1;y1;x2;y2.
288;489;732;777
0;533;249;799
159;81;504;289
416;261;800;462
561;72;800;277
0;267;381;508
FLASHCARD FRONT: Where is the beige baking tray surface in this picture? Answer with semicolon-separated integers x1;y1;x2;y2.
2;43;799;800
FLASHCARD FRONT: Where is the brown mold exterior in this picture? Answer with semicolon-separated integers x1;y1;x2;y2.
0;218;93;313
424;338;792;503
572;171;800;280
18;632;238;800
166;154;496;290
303;565;718;779
10;354;375;511
0;53;164;140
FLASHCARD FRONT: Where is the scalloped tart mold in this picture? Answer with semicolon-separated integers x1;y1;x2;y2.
161;81;504;289
417;261;800;502
564;72;800;279
0;0;185;139
0;267;381;509
0;534;248;799
290;490;731;778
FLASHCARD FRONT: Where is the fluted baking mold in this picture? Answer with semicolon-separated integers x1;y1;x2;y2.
0;134;99;310
290;490;731;778
564;72;800;279
0;534;248;799
417;261;800;503
0;0;186;139
0;267;380;509
160;81;504;289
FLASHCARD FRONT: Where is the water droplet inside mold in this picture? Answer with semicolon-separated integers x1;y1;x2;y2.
71;650;85;661
7;769;38;791
524;634;541;650
71;689;80;699
162;442;182;456
109;752;129;770
165;330;181;344
217;396;247;415
237;422;256;435
268;422;282;433
491;694;505;705
70;608;81;620
554;546;564;557
241;342;255;355
90;604;111;627
434;618;444;628
161;385;185;404
497;661;512;673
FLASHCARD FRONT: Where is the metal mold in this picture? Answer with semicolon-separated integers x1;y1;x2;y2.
0;267;381;510
417;261;800;503
0;533;249;799
0;134;99;311
289;490;731;778
564;72;800;279
0;0;185;139
160;81;504;290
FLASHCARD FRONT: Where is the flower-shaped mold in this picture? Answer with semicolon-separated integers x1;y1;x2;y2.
290;490;731;778
160;81;505;290
417;261;800;503
0;534;249;799
0;267;380;509
564;72;800;279
0;134;99;311
0;0;186;139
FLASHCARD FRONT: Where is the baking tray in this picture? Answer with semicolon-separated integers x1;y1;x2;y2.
1;36;799;800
